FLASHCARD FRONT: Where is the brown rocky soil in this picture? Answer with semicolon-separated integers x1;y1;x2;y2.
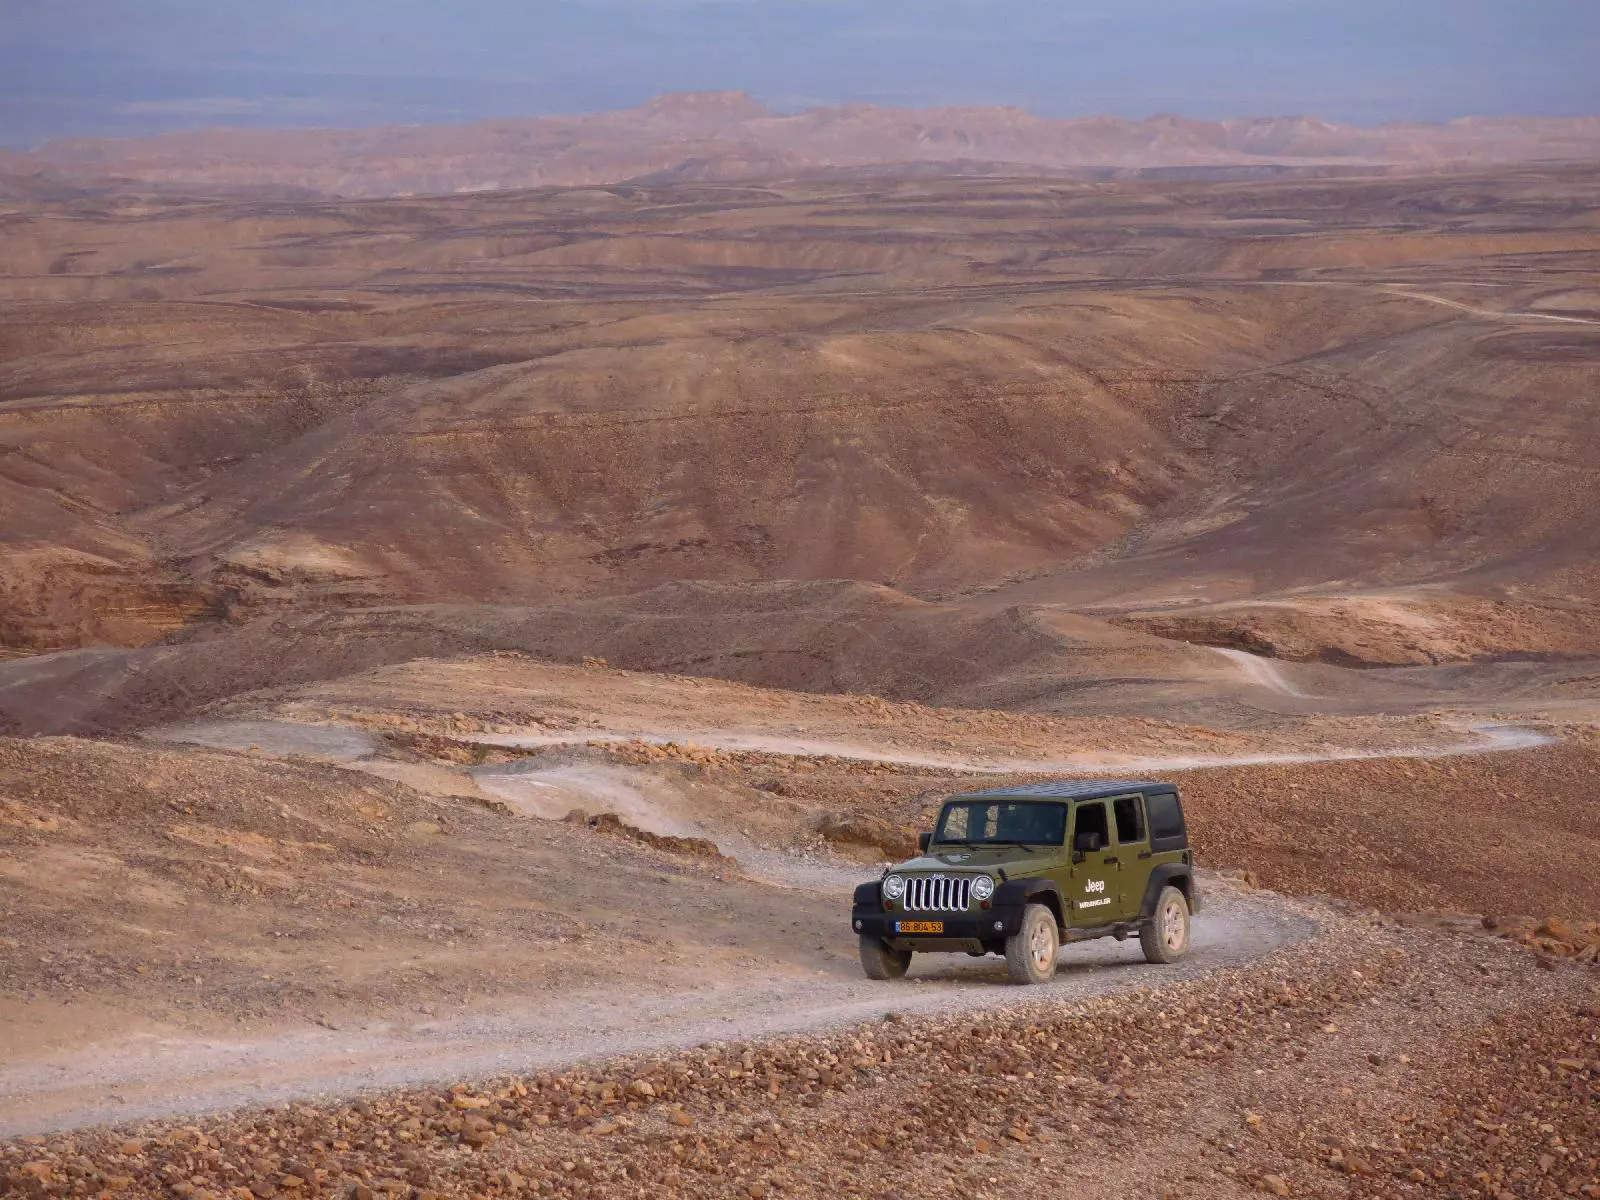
1169;745;1600;921
1;918;1594;1199
0;657;1596;1189
1115;592;1600;668
0;735;838;1062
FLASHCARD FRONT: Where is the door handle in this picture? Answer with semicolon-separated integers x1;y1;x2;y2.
1137;851;1152;860
1103;856;1119;866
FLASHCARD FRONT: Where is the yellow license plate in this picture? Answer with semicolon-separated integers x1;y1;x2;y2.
897;920;944;934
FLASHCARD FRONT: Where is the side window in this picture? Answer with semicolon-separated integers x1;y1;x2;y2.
1073;801;1110;848
1113;795;1146;845
1146;792;1187;851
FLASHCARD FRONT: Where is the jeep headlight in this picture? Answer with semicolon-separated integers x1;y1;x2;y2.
882;874;906;901
972;875;995;901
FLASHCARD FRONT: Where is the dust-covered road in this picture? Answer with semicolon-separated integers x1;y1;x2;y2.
0;879;1314;1137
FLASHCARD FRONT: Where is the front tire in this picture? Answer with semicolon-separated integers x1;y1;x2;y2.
1140;885;1191;964
859;936;912;980
1005;902;1060;984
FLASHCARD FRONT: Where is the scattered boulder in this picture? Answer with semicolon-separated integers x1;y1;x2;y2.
814;812;919;860
566;810;725;859
1486;914;1600;963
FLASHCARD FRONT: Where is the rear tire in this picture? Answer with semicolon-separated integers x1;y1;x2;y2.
1140;885;1191;964
1004;902;1060;984
859;936;912;980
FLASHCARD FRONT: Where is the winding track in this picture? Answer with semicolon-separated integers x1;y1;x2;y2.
6;691;1552;1138
465;718;1552;774
0;880;1312;1138
4;713;1560;1137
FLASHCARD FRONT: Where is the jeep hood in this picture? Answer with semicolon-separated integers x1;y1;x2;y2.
888;846;1045;874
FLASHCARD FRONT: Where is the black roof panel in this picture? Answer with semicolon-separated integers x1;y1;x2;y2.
948;779;1175;802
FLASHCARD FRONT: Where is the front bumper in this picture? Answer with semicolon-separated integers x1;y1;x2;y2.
852;907;1024;942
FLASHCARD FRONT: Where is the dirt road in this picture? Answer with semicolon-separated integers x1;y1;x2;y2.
0;880;1313;1138
2;697;1573;1141
157;713;1556;775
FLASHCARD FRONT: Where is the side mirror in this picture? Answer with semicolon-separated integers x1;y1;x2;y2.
918;832;932;853
1074;830;1103;854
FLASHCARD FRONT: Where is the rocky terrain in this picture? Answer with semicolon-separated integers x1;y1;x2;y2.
2;901;1596;1198
3;162;1599;718
2;146;1598;1197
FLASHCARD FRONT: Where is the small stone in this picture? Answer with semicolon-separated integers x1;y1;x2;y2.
588;1121;618;1136
629;1079;657;1098
1260;1175;1290;1196
669;1112;694;1127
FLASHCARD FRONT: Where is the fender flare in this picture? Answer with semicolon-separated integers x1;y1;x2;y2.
1138;864;1197;920
994;878;1065;926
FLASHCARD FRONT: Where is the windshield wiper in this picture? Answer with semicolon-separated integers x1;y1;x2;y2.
985;839;1037;853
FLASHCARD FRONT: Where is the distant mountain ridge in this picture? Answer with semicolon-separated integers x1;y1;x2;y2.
21;92;1600;197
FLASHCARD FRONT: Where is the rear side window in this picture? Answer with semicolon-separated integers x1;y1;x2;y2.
1146;791;1187;851
1113;795;1146;845
1072;800;1110;847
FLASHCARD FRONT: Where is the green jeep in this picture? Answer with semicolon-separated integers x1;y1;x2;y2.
850;780;1200;984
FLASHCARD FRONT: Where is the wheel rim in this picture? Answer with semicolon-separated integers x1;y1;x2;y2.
1163;897;1186;950
1029;918;1054;970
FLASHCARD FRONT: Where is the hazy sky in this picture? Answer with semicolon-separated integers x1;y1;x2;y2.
2;0;1596;147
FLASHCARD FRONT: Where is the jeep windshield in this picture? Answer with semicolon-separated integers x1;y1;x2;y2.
933;800;1067;847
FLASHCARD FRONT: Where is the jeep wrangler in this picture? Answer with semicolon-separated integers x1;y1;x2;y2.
850;780;1200;984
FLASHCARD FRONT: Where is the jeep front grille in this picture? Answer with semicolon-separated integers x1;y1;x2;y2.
903;875;973;912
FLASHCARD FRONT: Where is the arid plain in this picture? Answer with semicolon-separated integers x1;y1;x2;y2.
0;156;1597;1198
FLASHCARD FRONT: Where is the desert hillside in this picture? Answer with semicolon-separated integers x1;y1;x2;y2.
17;93;1600;196
2;164;1598;687
2;152;1598;1199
